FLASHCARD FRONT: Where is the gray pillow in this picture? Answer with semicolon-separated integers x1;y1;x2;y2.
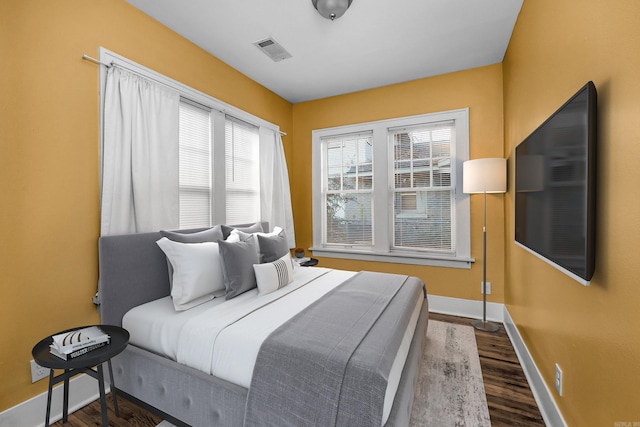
257;228;289;263
160;225;224;243
218;236;260;300
221;222;264;239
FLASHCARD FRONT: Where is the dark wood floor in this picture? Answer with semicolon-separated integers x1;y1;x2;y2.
53;313;545;427
430;312;545;427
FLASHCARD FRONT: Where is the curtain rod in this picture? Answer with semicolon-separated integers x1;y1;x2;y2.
82;54;112;68
82;53;286;136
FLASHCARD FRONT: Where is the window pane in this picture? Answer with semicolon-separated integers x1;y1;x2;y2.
327;167;342;190
433;171;451;187
414;169;431;187
395;170;412;188
327;141;342;168
432;140;450;158
225;117;260;224
394;133;412;161
358;174;373;189
392;122;453;190
343;166;356;190
179;100;211;228
324;134;373;191
326;193;372;245
394;190;452;250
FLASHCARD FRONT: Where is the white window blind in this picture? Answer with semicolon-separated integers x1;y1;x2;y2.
179;100;211;229
225;116;260;225
391;121;454;251
323;133;374;246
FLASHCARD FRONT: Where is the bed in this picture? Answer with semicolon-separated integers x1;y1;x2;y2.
97;224;429;427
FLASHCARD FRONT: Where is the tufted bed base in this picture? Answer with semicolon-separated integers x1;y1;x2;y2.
98;226;429;427
110;301;429;427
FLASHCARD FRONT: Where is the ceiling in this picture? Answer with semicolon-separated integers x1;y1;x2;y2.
126;0;523;104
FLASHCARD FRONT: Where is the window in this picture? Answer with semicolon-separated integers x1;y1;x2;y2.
225;117;260;225
312;109;471;268
100;48;289;235
391;122;453;251
323;132;373;246
177;109;261;229
179;100;212;228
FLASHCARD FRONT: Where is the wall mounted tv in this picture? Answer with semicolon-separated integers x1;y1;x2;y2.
515;81;597;286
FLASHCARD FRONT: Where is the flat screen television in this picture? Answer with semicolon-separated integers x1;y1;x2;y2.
515;81;597;285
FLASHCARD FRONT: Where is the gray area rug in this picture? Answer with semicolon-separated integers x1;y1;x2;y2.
410;320;491;427
159;320;491;427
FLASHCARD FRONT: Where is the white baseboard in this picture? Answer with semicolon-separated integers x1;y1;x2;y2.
503;308;566;427
0;374;106;427
427;294;504;322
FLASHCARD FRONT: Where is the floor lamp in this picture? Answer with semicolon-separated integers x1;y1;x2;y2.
463;158;507;332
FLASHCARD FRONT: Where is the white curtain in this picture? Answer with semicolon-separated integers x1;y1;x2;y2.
259;127;296;247
100;67;180;236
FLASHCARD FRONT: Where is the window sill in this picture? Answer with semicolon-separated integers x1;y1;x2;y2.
309;247;473;269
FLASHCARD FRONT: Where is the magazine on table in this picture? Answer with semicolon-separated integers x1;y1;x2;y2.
49;326;110;360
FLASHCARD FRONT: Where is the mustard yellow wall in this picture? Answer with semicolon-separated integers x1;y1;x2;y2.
291;64;505;301
0;0;292;411
503;0;640;424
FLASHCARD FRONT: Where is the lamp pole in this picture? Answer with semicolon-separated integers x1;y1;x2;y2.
471;190;499;332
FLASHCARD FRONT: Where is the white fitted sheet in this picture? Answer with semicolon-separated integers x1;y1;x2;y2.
123;267;422;425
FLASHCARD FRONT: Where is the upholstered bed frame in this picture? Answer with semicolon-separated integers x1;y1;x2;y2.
97;227;429;427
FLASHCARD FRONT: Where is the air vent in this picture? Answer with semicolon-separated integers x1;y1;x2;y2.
254;38;292;62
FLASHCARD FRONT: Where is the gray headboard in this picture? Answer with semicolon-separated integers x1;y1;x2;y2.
97;223;268;326
98;230;171;326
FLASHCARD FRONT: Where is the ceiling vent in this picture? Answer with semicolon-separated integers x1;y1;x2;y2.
254;38;292;62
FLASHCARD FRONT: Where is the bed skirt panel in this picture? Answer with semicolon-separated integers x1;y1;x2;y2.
111;345;247;427
385;298;429;427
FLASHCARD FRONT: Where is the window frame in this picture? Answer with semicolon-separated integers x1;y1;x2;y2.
311;109;472;269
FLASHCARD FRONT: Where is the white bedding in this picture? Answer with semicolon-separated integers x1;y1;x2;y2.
123;267;422;425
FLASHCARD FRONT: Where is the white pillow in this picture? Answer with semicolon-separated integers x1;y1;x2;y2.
156;238;225;311
229;226;283;243
253;253;294;296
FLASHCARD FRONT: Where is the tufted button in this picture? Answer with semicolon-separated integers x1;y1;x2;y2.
184;397;192;407
160;385;166;396
137;375;144;385
211;410;221;422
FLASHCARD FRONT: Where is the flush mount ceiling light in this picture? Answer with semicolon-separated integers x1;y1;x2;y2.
312;0;353;21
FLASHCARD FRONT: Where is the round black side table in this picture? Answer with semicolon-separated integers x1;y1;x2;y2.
31;325;129;427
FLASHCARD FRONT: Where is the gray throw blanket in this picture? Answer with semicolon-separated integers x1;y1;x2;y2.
244;271;424;427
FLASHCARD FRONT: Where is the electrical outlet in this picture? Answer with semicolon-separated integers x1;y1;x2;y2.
30;359;50;383
554;363;563;396
481;281;491;295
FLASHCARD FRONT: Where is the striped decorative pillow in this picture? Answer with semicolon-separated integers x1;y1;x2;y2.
253;253;294;295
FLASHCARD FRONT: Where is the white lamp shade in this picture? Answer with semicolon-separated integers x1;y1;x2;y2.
463;158;507;194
